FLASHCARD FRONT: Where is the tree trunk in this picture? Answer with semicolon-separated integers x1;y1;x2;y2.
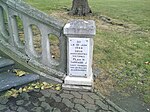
69;0;92;16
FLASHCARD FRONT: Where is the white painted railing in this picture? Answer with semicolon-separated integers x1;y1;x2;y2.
0;0;67;81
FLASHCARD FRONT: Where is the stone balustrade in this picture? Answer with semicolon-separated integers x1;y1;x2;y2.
0;0;67;82
0;0;96;88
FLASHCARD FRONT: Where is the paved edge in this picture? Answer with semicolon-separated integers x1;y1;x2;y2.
95;90;127;112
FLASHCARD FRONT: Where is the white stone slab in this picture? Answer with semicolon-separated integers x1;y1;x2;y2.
64;73;93;86
68;38;90;77
64;20;96;36
62;84;93;92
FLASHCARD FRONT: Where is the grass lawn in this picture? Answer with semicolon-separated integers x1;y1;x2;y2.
25;0;150;103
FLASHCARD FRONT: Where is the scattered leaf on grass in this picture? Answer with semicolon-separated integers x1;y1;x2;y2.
144;61;150;65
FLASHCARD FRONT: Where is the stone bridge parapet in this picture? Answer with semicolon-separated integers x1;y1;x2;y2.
0;0;67;82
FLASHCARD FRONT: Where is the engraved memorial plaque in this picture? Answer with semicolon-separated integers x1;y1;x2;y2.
63;20;95;89
68;38;90;77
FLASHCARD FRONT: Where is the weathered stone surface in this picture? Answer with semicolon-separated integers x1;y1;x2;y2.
62;98;74;108
83;94;95;104
64;20;96;36
38;96;45;102
9;103;18;111
84;103;98;110
79;92;94;95
20;92;30;101
63;19;95;91
41;102;53;111
88;109;95;112
53;108;61;112
71;91;82;98
98;110;111;112
17;107;28;112
63;90;70;94
75;104;87;112
16;100;24;106
32;102;39;107
48;89;60;94
0;58;14;72
0;104;7;111
51;94;62;102
109;106;117;112
96;100;108;110
0;96;8;104
24;101;31;107
0;0;66;81
89;93;100;100
41;89;51;97
71;109;79;112
5;109;16;112
0;72;39;92
31;107;43;112
74;98;86;105
60;93;74;99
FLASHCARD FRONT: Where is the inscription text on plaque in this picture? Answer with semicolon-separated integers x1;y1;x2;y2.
69;38;90;77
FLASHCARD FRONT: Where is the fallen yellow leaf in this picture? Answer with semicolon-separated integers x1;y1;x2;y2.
11;93;18;98
55;86;61;91
13;69;28;77
41;86;45;90
18;88;23;93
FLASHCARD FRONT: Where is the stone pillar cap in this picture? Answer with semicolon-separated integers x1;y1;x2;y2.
64;19;96;36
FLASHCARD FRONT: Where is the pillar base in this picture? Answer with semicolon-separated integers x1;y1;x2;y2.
63;74;93;91
62;84;93;92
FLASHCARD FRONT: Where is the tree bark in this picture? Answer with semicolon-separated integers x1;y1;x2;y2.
69;0;92;16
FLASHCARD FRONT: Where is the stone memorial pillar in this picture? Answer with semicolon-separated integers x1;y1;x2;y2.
63;19;96;90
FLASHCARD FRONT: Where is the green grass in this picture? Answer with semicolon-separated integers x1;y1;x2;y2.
25;0;150;31
25;0;150;103
90;0;150;31
94;30;150;103
24;0;71;13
